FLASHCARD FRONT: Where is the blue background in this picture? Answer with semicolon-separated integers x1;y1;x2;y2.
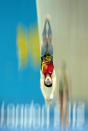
0;0;43;104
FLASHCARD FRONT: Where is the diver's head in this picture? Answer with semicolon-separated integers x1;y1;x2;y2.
44;74;52;87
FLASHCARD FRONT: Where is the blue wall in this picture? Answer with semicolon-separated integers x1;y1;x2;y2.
0;0;43;104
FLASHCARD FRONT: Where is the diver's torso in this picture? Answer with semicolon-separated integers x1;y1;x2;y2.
41;52;54;77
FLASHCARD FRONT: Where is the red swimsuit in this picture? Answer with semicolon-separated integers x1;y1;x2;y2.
41;61;54;77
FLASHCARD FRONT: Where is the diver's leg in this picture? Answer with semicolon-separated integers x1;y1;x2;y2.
41;19;48;57
42;19;48;43
47;20;52;43
42;19;53;56
46;20;53;57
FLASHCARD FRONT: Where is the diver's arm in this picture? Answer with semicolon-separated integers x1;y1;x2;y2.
40;71;47;100
42;18;48;43
50;70;57;98
46;17;52;44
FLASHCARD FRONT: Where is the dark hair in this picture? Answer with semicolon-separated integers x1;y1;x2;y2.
44;81;52;87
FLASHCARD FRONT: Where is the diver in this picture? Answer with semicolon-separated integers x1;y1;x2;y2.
40;16;57;103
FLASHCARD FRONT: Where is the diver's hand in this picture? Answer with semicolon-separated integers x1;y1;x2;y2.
46;93;54;103
50;93;54;99
46;98;52;104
